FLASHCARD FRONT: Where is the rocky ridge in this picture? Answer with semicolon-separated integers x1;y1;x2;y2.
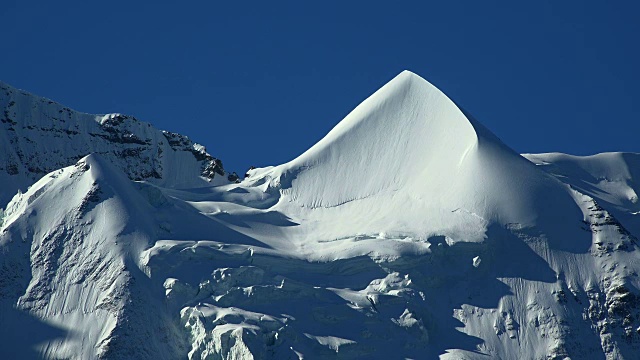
0;80;227;208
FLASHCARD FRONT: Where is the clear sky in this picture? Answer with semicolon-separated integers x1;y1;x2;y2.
1;1;638;173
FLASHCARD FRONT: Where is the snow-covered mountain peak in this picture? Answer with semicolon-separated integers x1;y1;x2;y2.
1;153;181;358
0;81;230;209
3;74;640;359
243;71;581;247
293;70;482;160
77;152;118;181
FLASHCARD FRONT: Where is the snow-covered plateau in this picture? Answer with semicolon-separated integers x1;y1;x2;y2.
2;71;640;359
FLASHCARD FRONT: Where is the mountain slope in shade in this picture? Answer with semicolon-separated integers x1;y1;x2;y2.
525;152;640;235
1;155;185;359
0;81;228;208
2;72;640;359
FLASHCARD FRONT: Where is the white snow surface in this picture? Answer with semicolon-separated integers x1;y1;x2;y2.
246;71;583;255
2;71;640;359
0;81;228;208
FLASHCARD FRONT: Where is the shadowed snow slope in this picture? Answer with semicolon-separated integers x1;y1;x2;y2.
0;81;228;208
1;154;185;359
525;152;640;241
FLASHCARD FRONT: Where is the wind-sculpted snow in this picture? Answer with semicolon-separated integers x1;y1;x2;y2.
248;71;584;249
2;72;640;359
0;81;227;208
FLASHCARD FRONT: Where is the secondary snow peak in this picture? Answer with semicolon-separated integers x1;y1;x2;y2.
0;80;230;208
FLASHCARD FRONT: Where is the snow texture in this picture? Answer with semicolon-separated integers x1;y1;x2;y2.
0;80;227;208
2;72;640;359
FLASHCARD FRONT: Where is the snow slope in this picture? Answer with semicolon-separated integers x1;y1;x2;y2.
1;155;185;359
525;152;640;236
2;72;640;359
0;81;228;208
243;71;585;256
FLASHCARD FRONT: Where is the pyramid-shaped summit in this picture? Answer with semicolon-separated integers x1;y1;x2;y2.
253;70;582;243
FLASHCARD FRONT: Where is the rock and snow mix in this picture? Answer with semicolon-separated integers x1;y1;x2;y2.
2;72;640;359
0;81;227;207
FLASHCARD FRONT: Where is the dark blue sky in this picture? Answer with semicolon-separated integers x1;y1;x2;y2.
1;1;638;172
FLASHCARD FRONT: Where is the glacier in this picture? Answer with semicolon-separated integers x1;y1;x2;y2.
1;71;640;359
